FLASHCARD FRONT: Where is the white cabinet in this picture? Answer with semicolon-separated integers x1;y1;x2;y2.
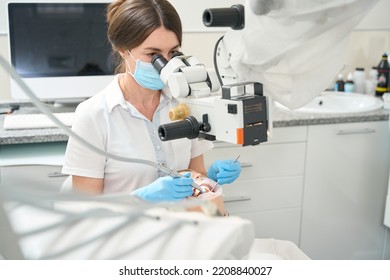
385;228;390;259
0;165;67;193
0;142;68;193
300;121;390;259
204;126;307;245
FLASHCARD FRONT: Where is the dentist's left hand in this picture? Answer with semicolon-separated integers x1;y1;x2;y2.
131;173;194;202
207;159;241;185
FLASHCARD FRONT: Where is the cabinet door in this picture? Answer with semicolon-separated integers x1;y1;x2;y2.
0;165;68;193
204;142;306;179
301;121;390;259
204;126;307;243
0;142;68;193
238;208;302;245
224;176;303;244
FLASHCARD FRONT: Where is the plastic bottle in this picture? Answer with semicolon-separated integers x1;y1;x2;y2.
334;73;345;92
369;66;378;82
375;52;390;97
353;67;365;94
365;67;378;95
344;72;355;93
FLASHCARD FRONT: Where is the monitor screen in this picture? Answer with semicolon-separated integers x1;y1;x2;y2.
8;1;115;102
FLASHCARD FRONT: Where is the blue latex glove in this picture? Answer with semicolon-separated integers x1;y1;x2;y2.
207;159;241;185
131;173;194;202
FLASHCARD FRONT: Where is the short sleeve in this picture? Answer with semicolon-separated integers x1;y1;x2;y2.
61;101;107;178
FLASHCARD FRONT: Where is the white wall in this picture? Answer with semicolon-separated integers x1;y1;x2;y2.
0;0;390;101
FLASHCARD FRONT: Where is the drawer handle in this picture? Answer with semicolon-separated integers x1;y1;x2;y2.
337;128;376;135
240;162;252;168
48;172;68;178
224;195;251;203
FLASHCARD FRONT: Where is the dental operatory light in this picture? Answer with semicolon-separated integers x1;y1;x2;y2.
202;0;380;111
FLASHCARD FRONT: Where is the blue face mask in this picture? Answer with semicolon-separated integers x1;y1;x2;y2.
126;51;165;90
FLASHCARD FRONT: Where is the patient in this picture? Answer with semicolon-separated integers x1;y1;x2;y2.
179;169;226;216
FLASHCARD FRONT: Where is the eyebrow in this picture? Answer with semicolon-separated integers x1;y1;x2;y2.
144;45;181;52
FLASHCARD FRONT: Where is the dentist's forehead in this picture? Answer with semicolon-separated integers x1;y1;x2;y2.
139;27;180;50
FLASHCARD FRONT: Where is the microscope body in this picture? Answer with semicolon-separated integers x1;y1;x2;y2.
174;83;267;146
153;52;268;146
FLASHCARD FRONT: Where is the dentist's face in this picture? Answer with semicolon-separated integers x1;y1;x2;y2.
122;26;180;66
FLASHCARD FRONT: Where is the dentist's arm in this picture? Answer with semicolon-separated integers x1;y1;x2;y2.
188;155;208;176
72;176;104;194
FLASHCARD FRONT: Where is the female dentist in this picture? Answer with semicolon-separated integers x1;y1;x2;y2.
61;0;241;202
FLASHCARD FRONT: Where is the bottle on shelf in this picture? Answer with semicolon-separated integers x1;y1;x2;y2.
344;72;355;93
369;66;378;82
334;73;345;92
353;67;365;94
366;67;378;95
375;52;390;97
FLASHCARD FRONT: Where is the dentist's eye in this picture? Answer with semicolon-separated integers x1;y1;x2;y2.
147;53;157;57
170;50;181;58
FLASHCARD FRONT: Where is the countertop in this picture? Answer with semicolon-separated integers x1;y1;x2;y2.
0;100;389;145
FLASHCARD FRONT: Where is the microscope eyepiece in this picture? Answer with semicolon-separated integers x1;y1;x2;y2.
203;4;245;30
172;51;183;58
151;52;184;74
151;54;168;74
158;116;200;141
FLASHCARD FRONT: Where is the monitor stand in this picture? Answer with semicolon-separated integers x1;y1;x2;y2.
51;98;86;112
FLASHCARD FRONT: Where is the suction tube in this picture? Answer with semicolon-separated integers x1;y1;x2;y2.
202;4;244;30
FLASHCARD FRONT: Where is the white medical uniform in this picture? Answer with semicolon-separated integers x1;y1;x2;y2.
62;75;214;193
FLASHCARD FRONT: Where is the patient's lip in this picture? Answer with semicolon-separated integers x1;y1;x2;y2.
191;177;219;197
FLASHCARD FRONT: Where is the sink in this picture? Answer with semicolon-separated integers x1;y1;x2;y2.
274;91;384;114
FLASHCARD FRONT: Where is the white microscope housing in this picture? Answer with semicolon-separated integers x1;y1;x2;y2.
152;53;268;146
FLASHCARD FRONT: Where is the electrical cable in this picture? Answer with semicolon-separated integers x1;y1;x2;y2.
213;35;225;86
0;105;19;115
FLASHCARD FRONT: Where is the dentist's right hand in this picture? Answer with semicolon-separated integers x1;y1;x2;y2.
131;173;194;202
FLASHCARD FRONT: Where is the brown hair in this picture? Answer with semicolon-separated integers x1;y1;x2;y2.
106;0;182;73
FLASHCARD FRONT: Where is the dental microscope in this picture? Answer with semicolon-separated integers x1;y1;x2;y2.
152;2;270;147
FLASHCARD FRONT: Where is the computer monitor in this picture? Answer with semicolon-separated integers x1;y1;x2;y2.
7;1;114;103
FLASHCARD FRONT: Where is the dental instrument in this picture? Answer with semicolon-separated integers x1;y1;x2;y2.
170;170;206;194
233;154;240;164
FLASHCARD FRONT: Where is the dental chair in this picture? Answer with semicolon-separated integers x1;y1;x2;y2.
1;182;253;259
0;179;309;260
